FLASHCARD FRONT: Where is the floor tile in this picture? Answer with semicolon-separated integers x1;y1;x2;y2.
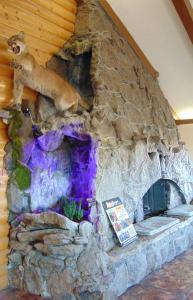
0;288;49;300
120;247;193;300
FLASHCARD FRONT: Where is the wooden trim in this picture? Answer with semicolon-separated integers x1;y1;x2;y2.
175;119;193;125
99;0;158;79
172;0;193;44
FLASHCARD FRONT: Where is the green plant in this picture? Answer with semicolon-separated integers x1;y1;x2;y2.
9;109;23;139
62;197;84;222
9;109;31;191
15;162;31;191
12;137;22;166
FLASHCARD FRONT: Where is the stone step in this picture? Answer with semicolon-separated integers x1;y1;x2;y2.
134;216;179;236
107;216;193;298
167;204;193;217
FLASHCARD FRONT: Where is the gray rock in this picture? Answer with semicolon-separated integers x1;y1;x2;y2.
34;243;84;258
22;212;79;233
8;252;22;266
74;236;89;245
38;255;65;277
43;238;71;246
8;265;24;290
76;236;112;293
43;233;74;245
17;228;71;242
23;264;49;298
10;241;32;254
6;180;29;213
79;221;93;238
75;291;103;300
37;94;57;122
47;268;77;300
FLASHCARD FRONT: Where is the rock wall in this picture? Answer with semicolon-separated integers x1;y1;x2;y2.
8;212;113;300
48;0;193;250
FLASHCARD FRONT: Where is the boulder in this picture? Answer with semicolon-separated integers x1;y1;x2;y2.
17;228;71;242
79;221;93;238
22;212;79;233
34;243;84;258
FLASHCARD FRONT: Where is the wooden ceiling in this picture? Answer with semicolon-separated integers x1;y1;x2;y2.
0;0;78;66
172;0;193;45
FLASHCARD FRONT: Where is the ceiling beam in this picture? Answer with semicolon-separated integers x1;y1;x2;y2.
99;0;158;79
172;0;193;44
175;119;193;125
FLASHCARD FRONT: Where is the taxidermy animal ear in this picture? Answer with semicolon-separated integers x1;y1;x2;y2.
18;31;25;41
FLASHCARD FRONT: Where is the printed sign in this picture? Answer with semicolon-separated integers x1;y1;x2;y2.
103;198;137;247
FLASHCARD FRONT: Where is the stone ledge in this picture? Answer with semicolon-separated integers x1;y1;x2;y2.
106;216;193;298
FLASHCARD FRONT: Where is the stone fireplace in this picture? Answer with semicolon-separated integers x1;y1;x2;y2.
142;179;186;219
5;0;193;299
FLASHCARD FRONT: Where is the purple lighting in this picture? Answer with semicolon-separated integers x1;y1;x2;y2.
22;124;98;219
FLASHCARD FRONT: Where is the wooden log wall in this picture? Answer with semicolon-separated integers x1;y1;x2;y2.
0;0;77;65
0;0;78;289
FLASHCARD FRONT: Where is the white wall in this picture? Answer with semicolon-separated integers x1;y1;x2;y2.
178;125;193;162
107;0;193;118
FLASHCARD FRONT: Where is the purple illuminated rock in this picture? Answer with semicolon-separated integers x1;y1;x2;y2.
22;124;98;218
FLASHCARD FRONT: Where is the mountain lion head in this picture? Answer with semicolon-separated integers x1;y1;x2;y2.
7;31;26;55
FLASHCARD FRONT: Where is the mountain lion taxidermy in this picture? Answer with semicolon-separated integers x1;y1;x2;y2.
7;32;90;113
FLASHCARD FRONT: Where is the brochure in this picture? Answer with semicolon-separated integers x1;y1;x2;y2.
103;197;137;247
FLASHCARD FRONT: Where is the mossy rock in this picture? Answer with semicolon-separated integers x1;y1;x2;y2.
9;109;23;139
15;163;31;191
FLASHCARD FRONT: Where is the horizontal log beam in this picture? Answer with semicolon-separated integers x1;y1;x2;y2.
175;119;193;125
0;274;8;289
0;12;70;48
1;1;74;39
0;65;13;78
0;238;8;251
0;256;8;266
99;0;158;79
0;23;60;54
52;0;77;14
32;0;76;23
0;223;9;237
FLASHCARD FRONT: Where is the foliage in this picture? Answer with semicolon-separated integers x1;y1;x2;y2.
9;109;23;139
62;197;84;222
9;109;31;190
15;162;31;191
12;137;22;166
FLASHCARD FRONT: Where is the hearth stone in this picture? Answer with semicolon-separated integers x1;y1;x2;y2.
167;204;193;217
134;216;179;236
8;214;193;299
105;216;193;299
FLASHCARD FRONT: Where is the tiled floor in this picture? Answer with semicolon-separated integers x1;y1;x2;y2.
0;288;49;300
119;247;193;300
2;249;193;299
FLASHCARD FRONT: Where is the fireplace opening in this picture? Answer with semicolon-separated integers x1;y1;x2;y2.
143;179;186;219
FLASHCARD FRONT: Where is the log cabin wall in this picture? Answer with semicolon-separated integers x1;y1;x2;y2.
0;0;78;289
